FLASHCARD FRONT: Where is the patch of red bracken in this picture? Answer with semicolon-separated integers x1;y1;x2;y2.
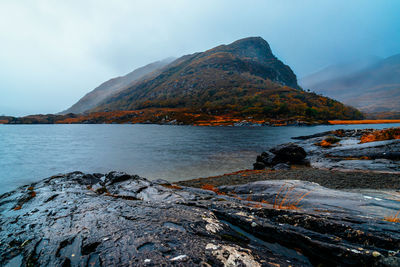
318;140;332;147
360;127;400;143
384;210;400;223
201;184;226;195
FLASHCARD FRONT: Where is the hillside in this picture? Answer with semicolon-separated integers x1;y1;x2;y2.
300;56;381;90
300;54;400;114
88;37;361;121
61;58;174;114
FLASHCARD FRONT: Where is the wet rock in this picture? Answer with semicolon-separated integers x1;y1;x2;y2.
293;129;400;172
257;151;274;166
253;161;266;170
270;143;307;164
292;131;336;140
272;163;290;170
253;144;308;170
233;120;262;127
1;172;399;266
253;152;274;170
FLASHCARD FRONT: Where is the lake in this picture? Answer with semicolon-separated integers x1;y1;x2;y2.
1;123;399;194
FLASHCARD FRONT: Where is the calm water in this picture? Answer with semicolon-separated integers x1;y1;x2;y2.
1;123;399;194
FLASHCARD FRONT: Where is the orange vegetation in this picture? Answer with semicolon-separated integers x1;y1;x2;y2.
244;198;269;209
54;108;274;126
360;127;400;143
201;184;226;195
273;184;311;210
200;182;311;210
318;140;333;148
384;210;400;223
161;184;182;190
316;136;341;148
7;104;360;126
329;119;400;125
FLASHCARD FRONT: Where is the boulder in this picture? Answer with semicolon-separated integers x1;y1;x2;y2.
270;143;307;164
272;163;290;170
253;161;266;170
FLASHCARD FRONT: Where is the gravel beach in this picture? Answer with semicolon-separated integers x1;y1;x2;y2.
178;168;400;190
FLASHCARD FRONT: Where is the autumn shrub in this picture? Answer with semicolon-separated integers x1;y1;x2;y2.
316;136;341;148
360;127;400;143
384;210;400;223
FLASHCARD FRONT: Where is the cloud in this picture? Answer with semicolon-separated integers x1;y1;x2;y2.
1;0;399;115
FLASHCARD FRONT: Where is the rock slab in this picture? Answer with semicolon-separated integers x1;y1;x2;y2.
1;172;399;266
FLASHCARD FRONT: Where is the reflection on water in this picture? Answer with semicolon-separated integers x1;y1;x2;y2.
0;123;399;194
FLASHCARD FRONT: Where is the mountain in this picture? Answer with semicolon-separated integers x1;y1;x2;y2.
300;56;381;89
300;54;400;114
86;37;361;121
61;57;175;114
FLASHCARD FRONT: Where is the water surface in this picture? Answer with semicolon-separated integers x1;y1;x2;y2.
1;123;399;194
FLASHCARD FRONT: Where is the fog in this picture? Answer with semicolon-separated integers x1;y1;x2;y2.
1;0;399;116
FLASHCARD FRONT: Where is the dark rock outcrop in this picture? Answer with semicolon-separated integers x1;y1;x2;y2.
252;161;266;170
254;128;400;172
269;143;307;164
253;143;308;170
1;172;399;266
293;128;400;172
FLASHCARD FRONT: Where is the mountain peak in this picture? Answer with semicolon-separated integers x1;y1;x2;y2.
209;37;275;62
64;36;361;121
230;36;270;47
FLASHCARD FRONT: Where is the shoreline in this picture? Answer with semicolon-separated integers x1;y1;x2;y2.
1;126;400;266
2;109;400;126
2;121;400;127
179;127;400;190
329;119;400;125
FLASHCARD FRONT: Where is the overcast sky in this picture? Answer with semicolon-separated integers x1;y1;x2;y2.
1;0;399;116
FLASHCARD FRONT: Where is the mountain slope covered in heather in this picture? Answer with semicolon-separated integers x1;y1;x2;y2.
300;54;400;114
61;58;175;114
89;37;361;121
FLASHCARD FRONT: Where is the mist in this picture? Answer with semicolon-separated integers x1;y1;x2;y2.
1;0;399;116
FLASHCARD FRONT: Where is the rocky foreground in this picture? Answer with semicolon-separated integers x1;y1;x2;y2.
253;128;400;173
1;171;400;266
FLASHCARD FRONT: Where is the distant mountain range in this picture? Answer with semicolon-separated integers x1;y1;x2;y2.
300;54;400;114
60;37;361;122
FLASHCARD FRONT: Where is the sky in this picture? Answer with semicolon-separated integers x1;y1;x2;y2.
1;0;399;116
